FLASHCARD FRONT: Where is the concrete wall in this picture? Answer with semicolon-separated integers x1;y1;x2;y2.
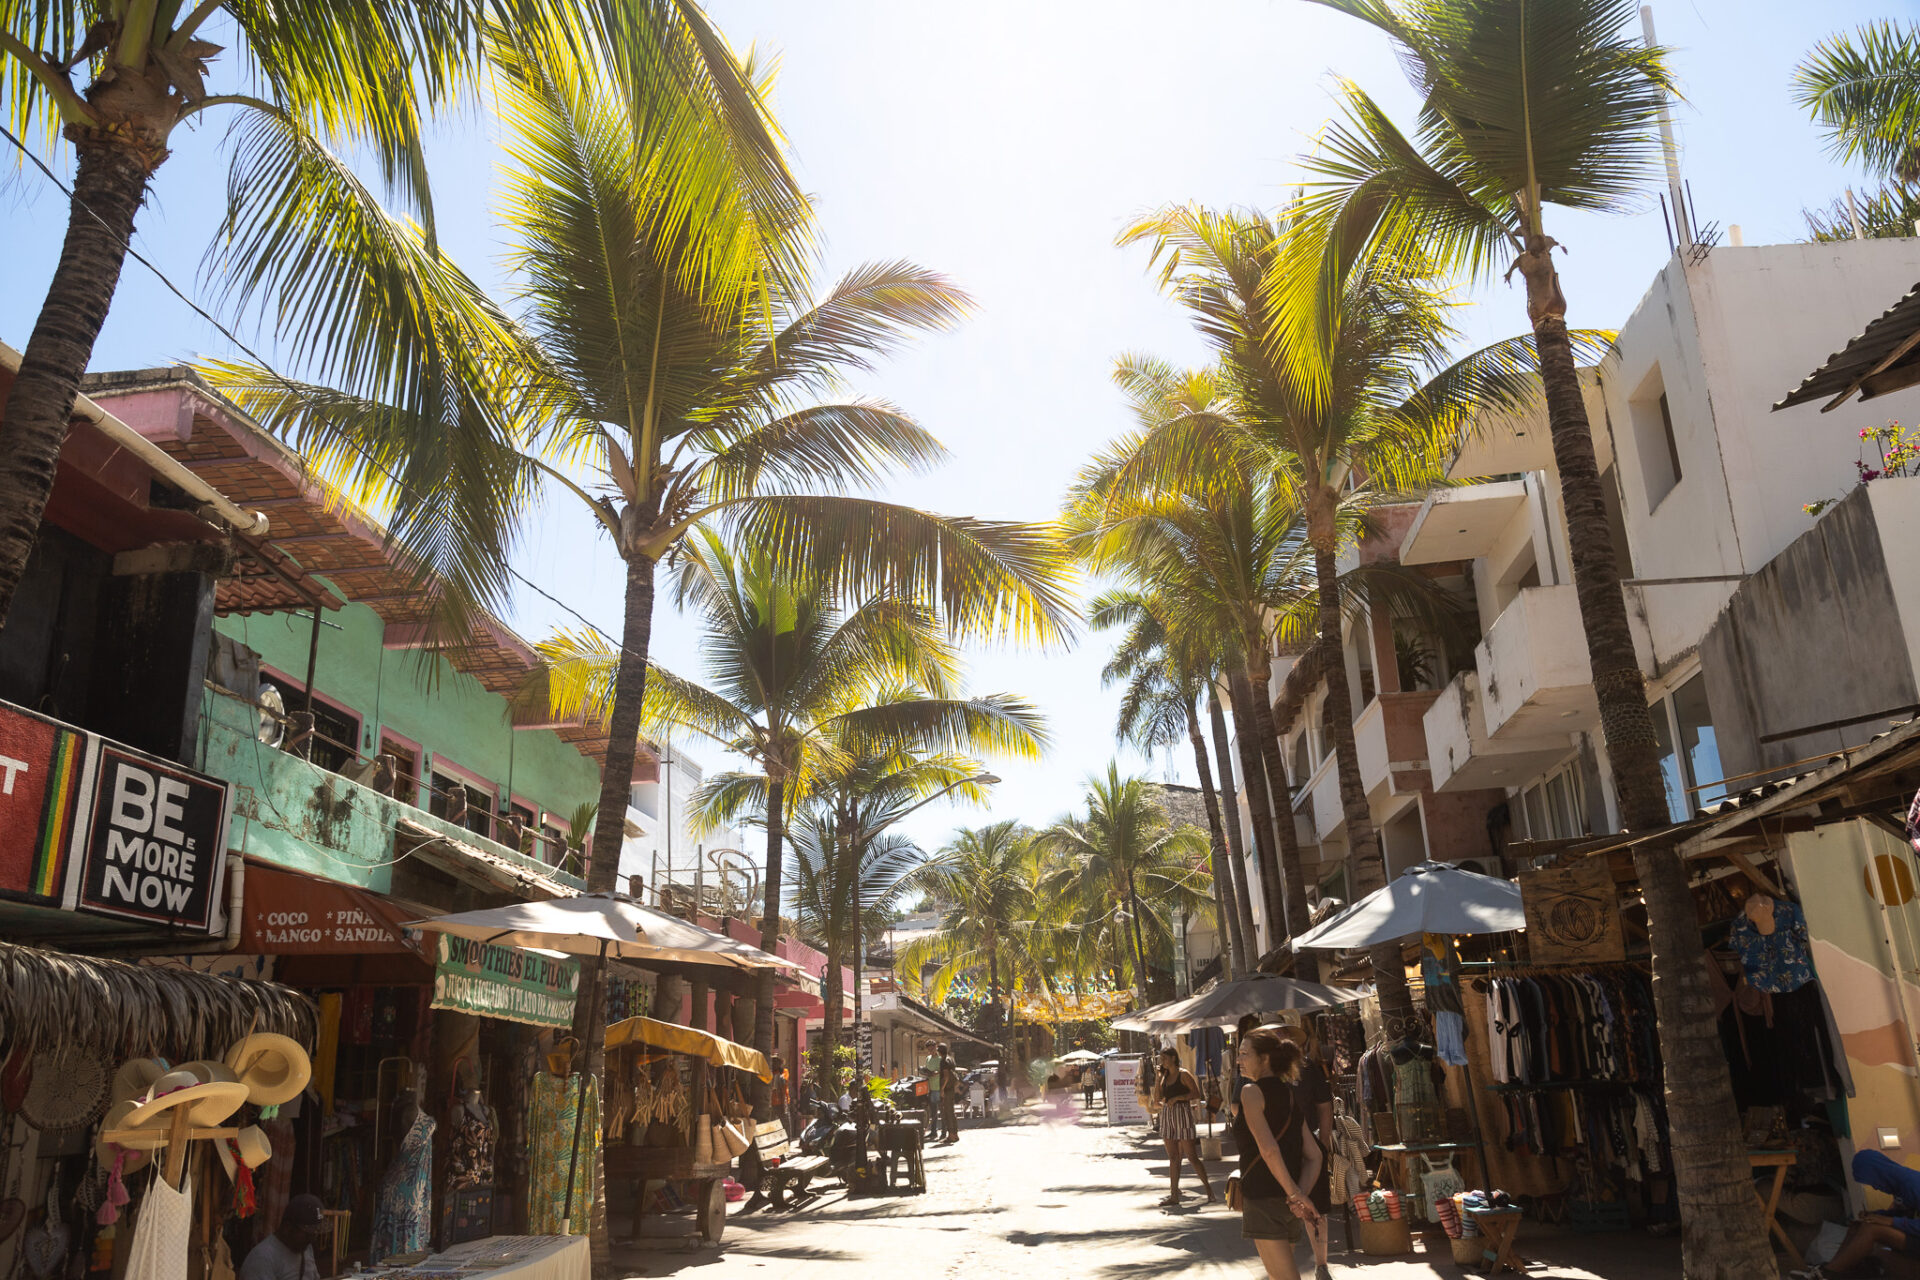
1602;242;1920;583
1698;481;1919;780
217;604;601;834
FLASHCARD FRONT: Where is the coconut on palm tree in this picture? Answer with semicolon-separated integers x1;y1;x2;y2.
0;3;788;626
1284;1;1768;1267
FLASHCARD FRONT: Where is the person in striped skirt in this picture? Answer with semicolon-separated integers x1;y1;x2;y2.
1153;1047;1215;1207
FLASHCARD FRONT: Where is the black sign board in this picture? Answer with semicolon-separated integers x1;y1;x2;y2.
76;744;230;931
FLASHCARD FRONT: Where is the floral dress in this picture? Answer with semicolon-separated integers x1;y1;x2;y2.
371;1111;436;1260
528;1073;599;1235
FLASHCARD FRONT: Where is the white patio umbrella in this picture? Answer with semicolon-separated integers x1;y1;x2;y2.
1057;1049;1104;1064
408;892;798;1223
1290;860;1524;951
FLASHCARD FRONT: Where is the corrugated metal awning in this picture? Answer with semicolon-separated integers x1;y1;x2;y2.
1775;279;1920;411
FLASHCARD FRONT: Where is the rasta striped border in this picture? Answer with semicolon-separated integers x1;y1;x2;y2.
28;727;81;899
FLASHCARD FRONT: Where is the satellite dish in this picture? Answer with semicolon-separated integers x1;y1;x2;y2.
256;684;285;748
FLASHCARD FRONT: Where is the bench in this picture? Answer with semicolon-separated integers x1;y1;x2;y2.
752;1120;830;1209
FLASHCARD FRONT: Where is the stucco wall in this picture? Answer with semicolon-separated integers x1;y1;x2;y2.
216;604;601;828
1698;482;1917;779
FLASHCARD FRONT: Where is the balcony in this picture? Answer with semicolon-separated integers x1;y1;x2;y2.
197;684;585;896
1424;671;1583;792
1401;479;1530;566
1295;691;1441;840
1478;586;1596;738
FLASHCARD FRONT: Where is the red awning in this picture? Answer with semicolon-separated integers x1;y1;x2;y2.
239;862;422;955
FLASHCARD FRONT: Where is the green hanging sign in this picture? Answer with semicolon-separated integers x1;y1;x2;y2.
432;933;579;1028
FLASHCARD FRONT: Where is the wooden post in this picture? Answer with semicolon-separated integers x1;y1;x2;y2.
163;1106;191;1188
690;976;708;1032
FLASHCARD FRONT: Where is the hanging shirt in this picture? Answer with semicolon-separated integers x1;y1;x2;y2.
1420;935;1464;1015
1728;900;1815;994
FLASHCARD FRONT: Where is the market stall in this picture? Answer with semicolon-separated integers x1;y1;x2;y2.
601;1016;770;1246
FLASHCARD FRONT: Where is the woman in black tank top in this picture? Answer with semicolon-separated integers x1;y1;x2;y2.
1231;1030;1321;1280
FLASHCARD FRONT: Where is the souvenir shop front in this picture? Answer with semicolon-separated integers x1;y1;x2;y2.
237;860;644;1266
0;940;315;1280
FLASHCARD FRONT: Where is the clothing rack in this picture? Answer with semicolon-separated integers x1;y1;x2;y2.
1460;958;1649;975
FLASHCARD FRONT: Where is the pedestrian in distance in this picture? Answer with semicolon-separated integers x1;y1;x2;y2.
937;1043;961;1144
923;1043;945;1141
1082;1061;1098;1109
1275;1023;1335;1280
1152;1047;1214;1207
1233;1030;1323;1280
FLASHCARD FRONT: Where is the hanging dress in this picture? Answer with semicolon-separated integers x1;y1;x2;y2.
126;1174;192;1280
370;1111;436;1260
528;1073;600;1235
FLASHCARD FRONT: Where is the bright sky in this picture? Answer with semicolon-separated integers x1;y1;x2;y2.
0;0;1892;864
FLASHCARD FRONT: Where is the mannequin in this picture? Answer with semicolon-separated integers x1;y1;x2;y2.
371;1086;435;1259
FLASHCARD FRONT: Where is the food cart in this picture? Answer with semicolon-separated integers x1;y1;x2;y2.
601;1016;772;1248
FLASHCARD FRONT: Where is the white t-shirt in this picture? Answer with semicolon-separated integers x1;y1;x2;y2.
238;1234;319;1280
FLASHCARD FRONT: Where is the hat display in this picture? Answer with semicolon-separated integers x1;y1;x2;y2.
214;1125;273;1180
175;1060;242;1088
110;1059;166;1107
224;1034;311;1107
120;1069;247;1130
18;1049;107;1133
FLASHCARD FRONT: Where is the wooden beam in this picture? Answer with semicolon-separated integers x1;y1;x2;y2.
1722;849;1783;898
113;541;235;577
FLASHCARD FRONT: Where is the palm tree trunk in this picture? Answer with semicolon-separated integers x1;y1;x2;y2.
1185;702;1247;979
1309;532;1413;1030
820;930;844;1094
1246;661;1319;985
1122;865;1150;1007
752;774;788;1118
1519;236;1772;1274
0;139;157;624
573;550;656;1277
1208;688;1260;967
1227;670;1285;954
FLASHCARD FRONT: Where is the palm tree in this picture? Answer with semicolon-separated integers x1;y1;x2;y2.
1794;20;1920;240
1038;764;1213;1010
536;529;1045;1054
0;2;782;623
1287;2;1770;1266
1090;586;1253;980
1118;206;1550;1027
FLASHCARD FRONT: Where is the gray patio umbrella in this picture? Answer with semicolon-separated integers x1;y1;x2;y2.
1290;860;1524;951
1111;973;1363;1032
408;892;798;1224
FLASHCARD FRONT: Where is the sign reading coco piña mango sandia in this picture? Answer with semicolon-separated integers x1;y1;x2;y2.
432;933;579;1027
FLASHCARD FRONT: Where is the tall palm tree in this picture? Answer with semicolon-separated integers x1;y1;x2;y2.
1118;207;1550;1026
1285;2;1770;1266
536;529;1045;1053
1794;20;1920;240
1038;764;1213;1009
0;2;778;623
1090;586;1253;980
697;740;1001;1083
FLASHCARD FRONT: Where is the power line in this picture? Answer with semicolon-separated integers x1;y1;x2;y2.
0;121;641;662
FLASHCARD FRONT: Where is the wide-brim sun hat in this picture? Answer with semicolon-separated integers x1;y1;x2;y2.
120;1069;247;1130
215;1124;274;1180
224;1033;311;1107
96;1099;164;1174
110;1059;167;1107
19;1048;108;1132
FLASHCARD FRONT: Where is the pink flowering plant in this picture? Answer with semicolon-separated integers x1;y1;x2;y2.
1804;420;1919;516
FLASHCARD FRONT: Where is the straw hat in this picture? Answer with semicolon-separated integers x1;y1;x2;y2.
120;1069;247;1130
214;1125;274;1180
18;1048;108;1132
224;1034;311;1107
95;1100;165;1174
110;1059;166;1106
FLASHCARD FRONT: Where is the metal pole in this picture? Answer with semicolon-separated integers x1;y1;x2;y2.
1640;5;1691;249
562;938;607;1225
300;604;322;759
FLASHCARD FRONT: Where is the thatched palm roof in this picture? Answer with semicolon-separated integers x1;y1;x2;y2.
0;943;314;1060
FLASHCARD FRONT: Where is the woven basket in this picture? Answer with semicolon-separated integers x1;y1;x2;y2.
1450;1235;1483;1265
1356;1217;1411;1256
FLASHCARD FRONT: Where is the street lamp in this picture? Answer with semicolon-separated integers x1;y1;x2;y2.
850;771;1000;1070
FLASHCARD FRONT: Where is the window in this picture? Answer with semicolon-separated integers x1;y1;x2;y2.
1630;367;1684;510
431;770;495;841
1291;734;1311;796
1653;673;1725;822
509;801;537;857
261;673;360;775
380;735;420;805
1518;764;1587;840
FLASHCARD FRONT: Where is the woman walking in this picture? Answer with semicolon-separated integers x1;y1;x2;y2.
1279;1024;1335;1280
1153;1047;1215;1206
1233;1030;1322;1280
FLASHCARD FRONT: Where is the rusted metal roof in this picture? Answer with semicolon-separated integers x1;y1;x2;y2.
1775;279;1920;411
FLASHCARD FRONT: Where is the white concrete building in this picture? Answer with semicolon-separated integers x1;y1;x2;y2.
616;741;751;909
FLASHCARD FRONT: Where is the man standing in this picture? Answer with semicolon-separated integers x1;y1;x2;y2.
923;1043;945;1141
240;1194;325;1280
937;1044;961;1145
